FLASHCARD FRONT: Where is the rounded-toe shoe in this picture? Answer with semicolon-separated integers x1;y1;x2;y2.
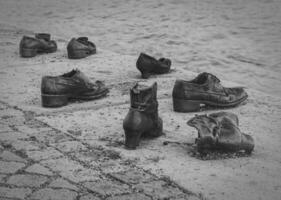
41;69;108;107
136;53;171;78
172;72;248;112
19;34;57;58
67;37;96;59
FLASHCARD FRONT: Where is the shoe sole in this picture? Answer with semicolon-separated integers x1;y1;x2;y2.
41;90;108;108
67;49;95;59
20;47;57;58
173;95;248;112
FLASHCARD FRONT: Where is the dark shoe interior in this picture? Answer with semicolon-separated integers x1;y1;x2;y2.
62;70;77;77
140;53;155;60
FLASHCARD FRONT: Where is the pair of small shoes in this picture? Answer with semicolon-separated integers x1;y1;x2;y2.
20;34;97;59
19;33;57;57
41;69;109;108
187;112;255;154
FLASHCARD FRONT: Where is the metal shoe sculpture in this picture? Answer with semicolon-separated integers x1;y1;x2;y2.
67;37;96;59
172;72;248;112
19;33;57;58
136;53;171;79
187;112;254;154
123;82;163;149
41;69;108;107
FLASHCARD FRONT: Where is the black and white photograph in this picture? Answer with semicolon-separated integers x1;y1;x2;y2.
0;0;280;199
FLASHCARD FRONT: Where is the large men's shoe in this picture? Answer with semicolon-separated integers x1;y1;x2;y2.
172;72;248;112
187;112;254;154
67;37;96;59
41;69;109;107
123;82;163;149
19;33;57;57
136;53;171;78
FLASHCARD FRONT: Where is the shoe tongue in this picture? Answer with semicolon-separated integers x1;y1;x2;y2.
205;73;220;83
72;70;92;84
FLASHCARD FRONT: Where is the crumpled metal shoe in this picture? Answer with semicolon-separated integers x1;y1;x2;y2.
19;34;57;57
41;69;108;107
172;72;248;112
123;82;163;149
136;53;171;78
67;37;96;59
187;112;254;154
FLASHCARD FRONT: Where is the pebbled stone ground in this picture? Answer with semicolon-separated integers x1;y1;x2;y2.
0;101;202;200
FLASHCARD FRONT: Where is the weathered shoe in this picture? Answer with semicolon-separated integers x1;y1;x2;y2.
67;37;96;59
187;112;254;154
41;69;108;107
136;53;171;78
209;111;239;126
19;34;57;57
172;72;248;112
123;82;163;149
35;33;51;41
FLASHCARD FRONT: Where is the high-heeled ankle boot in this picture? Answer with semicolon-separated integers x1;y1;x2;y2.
123;82;163;149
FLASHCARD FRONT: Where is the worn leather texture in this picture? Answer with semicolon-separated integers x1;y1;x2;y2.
172;72;248;104
41;69;108;97
187;112;254;153
20;35;57;52
123;82;163;148
67;37;96;53
136;53;171;77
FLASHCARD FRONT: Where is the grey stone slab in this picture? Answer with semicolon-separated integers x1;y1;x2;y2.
41;158;100;183
135;180;184;200
26;147;63;161
0;161;25;174
0;132;29;143
48;178;79;191
0;187;31;199
106;193;151;200
52;141;87;153
83;179;130;197
25;164;53;176
110;168;155;184
7;174;49;187
10;140;42;152
0;151;27;163
79;194;101;200
27;129;72;145
0;175;6;183
30;188;77;200
0;124;13;133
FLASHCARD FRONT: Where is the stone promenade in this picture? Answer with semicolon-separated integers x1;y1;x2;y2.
0;24;281;200
0;101;201;200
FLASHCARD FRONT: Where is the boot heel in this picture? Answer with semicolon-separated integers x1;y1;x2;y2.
20;48;37;58
241;134;255;154
41;94;68;108
173;98;201;112
124;130;142;150
141;72;150;79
